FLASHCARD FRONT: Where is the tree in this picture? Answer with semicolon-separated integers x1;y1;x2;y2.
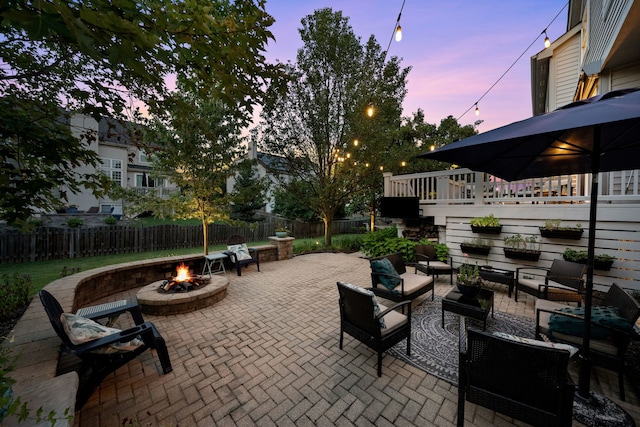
272;180;319;222
260;8;410;246
229;159;270;223
119;84;245;255
0;0;283;226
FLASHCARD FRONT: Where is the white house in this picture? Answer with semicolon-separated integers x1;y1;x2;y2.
226;140;290;213
61;114;177;215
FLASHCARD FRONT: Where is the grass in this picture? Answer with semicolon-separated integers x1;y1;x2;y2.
0;234;364;297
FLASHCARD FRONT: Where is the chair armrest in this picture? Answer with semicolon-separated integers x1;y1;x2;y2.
82;300;145;325
377;301;412;320
516;266;549;278
537;282;583;294
223;250;237;262
72;322;155;355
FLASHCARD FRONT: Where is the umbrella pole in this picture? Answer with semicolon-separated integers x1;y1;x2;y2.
577;171;597;398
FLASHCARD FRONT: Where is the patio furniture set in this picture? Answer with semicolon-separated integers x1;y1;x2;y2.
338;244;640;426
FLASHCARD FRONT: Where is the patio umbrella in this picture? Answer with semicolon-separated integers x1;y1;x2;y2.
419;88;640;404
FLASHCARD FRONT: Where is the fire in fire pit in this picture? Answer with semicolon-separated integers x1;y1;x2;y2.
159;263;209;293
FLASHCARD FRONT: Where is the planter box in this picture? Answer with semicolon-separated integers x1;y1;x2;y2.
562;255;614;271
460;244;491;256
539;227;584;240
471;225;502;235
503;248;541;261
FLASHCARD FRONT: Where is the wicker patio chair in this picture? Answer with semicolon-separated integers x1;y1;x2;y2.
516;259;586;304
369;252;434;308
458;325;575;427
337;281;411;377
39;290;173;409
536;283;640;401
414;244;454;285
224;234;260;276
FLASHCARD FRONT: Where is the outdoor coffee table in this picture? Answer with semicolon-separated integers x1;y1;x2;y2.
442;288;494;330
478;266;515;297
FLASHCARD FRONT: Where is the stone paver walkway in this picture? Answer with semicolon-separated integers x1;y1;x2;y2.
74;252;639;426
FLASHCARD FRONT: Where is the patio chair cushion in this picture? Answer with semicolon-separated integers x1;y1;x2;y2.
338;281;386;328
370;258;401;290
227;243;253;261
548;305;633;339
492;332;578;357
61;313;143;354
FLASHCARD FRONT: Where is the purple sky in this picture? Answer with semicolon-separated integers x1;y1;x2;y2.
262;0;569;132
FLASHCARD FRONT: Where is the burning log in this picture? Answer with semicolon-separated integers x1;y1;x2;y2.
159;263;210;293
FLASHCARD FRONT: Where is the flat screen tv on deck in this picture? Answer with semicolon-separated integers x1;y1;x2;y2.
379;197;420;219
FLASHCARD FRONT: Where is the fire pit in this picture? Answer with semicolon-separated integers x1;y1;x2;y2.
159;263;209;293
136;263;229;315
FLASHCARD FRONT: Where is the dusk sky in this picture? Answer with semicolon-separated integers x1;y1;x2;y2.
261;0;569;133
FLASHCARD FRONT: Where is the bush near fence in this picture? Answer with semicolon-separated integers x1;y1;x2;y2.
0;219;368;263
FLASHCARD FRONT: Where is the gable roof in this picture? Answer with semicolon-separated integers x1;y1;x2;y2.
257;152;289;174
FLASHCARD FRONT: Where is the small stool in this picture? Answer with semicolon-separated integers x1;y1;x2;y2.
202;253;228;276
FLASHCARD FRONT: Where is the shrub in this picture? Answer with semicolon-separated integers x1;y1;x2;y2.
66;218;83;228
104;215;118;225
0;273;31;321
27;219;44;228
470;214;500;227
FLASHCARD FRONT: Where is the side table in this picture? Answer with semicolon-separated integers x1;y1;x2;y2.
478;266;515;298
202;252;228;276
442;288;494;330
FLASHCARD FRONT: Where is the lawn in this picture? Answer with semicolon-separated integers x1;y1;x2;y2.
0;234;364;297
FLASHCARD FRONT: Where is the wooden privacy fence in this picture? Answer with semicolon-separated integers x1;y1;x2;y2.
0;218;368;263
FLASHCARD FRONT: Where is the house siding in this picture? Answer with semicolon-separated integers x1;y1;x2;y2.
611;62;640;89
550;35;581;109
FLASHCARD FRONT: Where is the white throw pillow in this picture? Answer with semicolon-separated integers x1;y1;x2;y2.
61;313;143;354
227;243;253;261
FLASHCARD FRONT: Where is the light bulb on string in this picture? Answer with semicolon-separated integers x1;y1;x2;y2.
395;25;402;42
543;30;551;48
366;103;375;118
474;103;480;116
353;139;359;147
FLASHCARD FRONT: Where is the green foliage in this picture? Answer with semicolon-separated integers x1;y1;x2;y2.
260;8;410;246
230;160;270;223
0;273;31;321
1;0;284;227
563;248;615;263
293;234;364;255
66;218;83;228
27;219;43;228
432;242;450;262
272;180;318;221
104;215;118;225
360;227;417;261
542;219;582;230
462;237;493;248
59;266;80;278
470;214;500;227
457;262;481;286
503;234;540;251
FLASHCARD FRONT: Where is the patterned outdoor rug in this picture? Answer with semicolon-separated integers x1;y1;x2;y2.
387;296;535;386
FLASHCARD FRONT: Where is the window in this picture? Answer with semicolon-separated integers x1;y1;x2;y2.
100;158;123;186
135;173;164;188
139;152;152;163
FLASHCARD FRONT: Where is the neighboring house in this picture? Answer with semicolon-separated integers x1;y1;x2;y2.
60;114;177;215
531;0;640;112
226;140;291;213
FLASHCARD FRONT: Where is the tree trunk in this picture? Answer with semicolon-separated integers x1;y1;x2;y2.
369;209;375;232
323;215;333;247
202;219;209;255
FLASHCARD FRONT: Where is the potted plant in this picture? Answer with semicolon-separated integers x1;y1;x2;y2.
460;238;492;256
275;224;290;238
503;234;541;261
562;248;616;271
456;261;482;297
470;214;502;234
539;218;583;240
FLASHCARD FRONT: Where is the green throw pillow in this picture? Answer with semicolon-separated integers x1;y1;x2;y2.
549;306;632;339
370;258;401;292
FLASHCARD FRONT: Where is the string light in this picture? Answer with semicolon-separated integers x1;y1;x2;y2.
353;139;359;146
543;30;551;48
457;2;567;122
367;0;406;118
474;103;480;116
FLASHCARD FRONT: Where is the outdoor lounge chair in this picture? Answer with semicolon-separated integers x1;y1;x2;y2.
458;325;575;427
337;281;411;377
369;252;434;307
414;244;453;285
224;234;260;276
39;290;173;409
535;283;640;401
516;259;586;304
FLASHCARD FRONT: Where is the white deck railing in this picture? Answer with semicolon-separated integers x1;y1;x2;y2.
384;169;640;205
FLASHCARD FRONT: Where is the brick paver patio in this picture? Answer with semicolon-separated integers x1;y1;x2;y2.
74;252;640;426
